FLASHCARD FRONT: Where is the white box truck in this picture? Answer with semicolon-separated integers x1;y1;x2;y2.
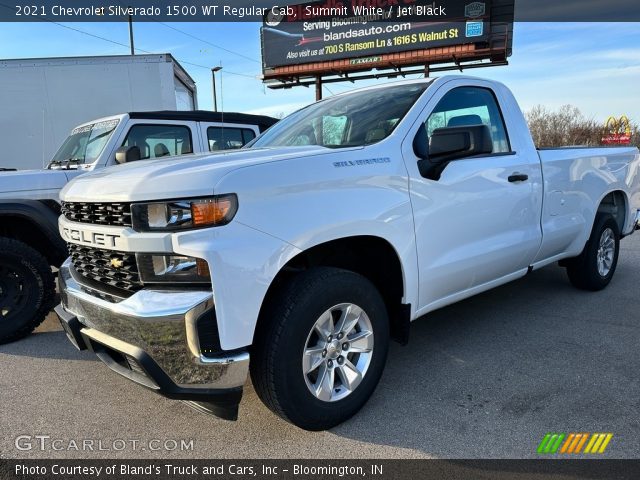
0;53;197;170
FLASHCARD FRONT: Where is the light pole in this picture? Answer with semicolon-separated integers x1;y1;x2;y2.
211;66;223;112
128;10;134;55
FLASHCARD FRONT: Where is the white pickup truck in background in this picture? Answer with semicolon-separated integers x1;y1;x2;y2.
1;110;278;201
55;76;640;430
0;111;277;344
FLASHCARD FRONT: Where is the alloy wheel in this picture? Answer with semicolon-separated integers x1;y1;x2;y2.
302;303;374;402
597;227;616;277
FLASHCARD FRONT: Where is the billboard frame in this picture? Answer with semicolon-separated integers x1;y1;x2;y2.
261;0;514;99
263;28;511;99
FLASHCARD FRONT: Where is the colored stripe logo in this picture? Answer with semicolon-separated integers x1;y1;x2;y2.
537;433;613;454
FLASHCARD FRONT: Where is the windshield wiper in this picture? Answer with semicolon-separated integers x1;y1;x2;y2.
323;143;363;149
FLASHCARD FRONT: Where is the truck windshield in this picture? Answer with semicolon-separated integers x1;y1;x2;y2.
251;82;430;149
49;119;119;169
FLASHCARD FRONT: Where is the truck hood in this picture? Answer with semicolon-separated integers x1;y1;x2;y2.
0;169;79;196
60;146;336;202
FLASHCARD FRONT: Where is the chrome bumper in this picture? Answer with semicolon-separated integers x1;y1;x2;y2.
57;259;249;391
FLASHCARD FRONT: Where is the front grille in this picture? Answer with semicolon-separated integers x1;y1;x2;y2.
61;201;132;227
68;243;142;292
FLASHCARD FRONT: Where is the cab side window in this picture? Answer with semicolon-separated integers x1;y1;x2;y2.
426;87;511;154
207;127;256;151
122;125;193;160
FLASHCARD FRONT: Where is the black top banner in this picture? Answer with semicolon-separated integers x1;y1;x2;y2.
0;0;639;22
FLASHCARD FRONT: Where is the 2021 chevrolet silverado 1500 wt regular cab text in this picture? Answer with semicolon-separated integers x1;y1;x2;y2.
55;77;640;430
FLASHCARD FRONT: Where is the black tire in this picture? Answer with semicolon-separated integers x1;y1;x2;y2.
251;267;390;431
0;237;56;344
565;213;620;291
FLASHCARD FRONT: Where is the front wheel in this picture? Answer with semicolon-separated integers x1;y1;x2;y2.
251;267;389;431
0;237;56;344
566;213;620;291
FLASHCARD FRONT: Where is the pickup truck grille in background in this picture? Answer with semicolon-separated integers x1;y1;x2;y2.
61;202;132;227
68;243;142;292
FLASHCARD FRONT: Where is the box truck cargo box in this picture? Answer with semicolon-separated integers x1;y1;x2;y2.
0;54;197;170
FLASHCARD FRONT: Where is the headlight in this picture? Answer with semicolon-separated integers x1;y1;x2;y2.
131;194;238;232
136;254;211;284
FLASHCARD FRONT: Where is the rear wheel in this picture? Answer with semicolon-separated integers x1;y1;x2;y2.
0;238;55;344
251;267;389;431
565;213;620;291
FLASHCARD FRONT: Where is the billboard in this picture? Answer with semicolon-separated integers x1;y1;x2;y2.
261;0;513;83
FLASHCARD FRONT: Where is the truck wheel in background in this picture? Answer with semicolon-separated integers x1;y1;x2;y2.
565;213;620;291
251;267;389;431
0;238;55;344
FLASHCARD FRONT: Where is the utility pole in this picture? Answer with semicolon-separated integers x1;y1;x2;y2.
211;66;222;112
128;14;134;55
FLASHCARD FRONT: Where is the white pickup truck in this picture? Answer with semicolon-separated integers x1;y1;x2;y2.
0;111;276;344
55;77;640;430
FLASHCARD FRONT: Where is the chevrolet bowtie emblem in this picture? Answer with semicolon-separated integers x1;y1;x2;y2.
110;257;124;269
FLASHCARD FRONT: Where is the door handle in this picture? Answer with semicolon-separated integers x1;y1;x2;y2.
508;173;529;183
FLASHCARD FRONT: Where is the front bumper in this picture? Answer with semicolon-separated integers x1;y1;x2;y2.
55;258;249;420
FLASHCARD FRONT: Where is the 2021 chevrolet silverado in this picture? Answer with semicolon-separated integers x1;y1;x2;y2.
0;111;277;344
55;77;640;430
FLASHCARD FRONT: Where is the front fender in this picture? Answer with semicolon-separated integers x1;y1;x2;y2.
0;199;67;266
172;222;301;350
213;146;419;323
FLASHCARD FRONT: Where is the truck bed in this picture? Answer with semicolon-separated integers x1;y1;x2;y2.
534;145;640;264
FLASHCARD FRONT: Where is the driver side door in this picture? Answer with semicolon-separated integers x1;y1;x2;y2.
403;81;543;313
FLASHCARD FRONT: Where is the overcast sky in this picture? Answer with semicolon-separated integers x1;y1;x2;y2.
1;22;638;122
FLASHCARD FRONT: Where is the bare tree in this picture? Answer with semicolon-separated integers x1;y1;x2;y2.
525;105;640;149
632;125;640;149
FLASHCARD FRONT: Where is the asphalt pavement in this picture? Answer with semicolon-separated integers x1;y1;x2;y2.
1;234;639;459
